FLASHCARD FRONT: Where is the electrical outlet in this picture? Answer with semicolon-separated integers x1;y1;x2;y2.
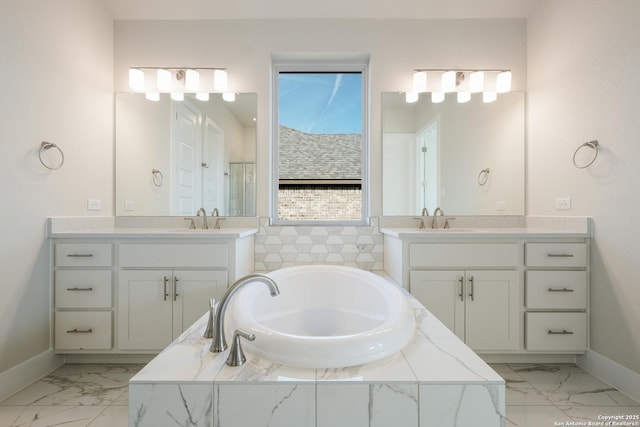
496;201;506;211
87;199;102;211
555;197;572;210
124;200;136;211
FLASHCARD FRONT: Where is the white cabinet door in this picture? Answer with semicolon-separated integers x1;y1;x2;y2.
464;270;520;352
409;270;465;340
118;270;174;350
172;270;228;338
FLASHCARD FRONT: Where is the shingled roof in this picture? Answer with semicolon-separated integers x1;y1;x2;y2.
278;126;362;181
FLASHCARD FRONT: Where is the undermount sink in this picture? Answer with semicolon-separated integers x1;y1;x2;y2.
226;265;415;369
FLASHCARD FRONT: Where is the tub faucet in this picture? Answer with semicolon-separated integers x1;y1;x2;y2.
432;207;444;229
196;208;208;229
210;273;280;353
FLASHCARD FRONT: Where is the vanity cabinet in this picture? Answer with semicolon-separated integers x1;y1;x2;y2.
117;243;229;351
53;243;114;351
524;243;588;352
408;243;520;352
118;270;227;350
50;232;256;356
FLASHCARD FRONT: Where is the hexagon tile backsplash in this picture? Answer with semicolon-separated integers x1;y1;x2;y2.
255;217;383;271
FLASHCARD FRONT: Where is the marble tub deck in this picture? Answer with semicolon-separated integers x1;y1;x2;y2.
127;295;507;427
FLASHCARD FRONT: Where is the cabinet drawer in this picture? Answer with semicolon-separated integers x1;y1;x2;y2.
55;270;112;308
119;243;227;268
55;243;113;267
410;243;518;268
526;271;587;309
55;311;112;350
525;312;587;352
525;243;587;267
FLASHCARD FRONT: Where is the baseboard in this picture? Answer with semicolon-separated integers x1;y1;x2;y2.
577;349;640;404
0;349;64;402
480;353;577;364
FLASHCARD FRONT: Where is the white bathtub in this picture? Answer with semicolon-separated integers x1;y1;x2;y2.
226;265;415;369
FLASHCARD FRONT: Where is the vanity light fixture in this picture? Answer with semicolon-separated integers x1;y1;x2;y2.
409;68;512;104
196;92;210;101
145;92;160;102
128;67;231;100
222;92;236;102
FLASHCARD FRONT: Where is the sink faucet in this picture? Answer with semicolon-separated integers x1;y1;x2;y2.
414;207;430;229
210;273;280;353
211;208;219;217
432;207;444;229
196;208;208;229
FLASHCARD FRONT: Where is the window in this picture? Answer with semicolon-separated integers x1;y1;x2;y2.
272;62;369;224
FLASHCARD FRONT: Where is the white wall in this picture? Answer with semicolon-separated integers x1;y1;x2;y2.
114;18;527;217
527;0;640;374
0;1;113;373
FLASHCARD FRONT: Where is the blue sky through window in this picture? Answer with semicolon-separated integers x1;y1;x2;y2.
278;72;362;134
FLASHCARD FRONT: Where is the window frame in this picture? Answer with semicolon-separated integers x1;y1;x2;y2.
271;60;370;226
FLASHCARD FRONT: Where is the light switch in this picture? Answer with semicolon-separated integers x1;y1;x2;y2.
555;197;572;210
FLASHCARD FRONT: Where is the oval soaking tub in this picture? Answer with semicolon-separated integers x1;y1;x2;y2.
226;265;415;369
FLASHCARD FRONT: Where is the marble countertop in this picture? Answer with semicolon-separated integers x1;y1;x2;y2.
49;227;259;239
130;293;504;386
380;226;590;239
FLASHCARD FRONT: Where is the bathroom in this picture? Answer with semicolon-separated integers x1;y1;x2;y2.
1;0;639;425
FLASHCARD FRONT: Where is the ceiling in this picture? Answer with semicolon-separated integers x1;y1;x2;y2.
102;0;534;20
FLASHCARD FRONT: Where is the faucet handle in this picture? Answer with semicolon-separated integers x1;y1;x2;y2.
203;298;216;338
444;217;456;229
413;217;425;229
183;218;196;229
226;329;255;367
214;218;226;230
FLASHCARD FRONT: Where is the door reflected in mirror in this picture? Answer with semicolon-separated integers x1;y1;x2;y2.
115;93;257;216
382;91;525;216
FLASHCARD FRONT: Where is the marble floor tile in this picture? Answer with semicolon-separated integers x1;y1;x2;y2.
506;386;555;406
558;405;640;422
489;363;515;374
0;406;24;426
87;405;129;426
9;405;106;427
506;405;571;427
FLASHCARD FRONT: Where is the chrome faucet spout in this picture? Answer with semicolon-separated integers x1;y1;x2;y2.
196;208;208;229
421;207;429;217
210;273;280;353
432;207;444;229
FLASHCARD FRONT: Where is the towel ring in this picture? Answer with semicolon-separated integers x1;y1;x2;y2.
152;169;164;187
573;140;599;169
39;141;65;170
477;168;490;186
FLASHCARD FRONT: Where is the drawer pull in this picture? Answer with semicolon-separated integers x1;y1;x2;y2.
547;287;575;293
66;287;94;292
547;253;574;258
66;253;94;258
547;329;574;335
66;328;94;334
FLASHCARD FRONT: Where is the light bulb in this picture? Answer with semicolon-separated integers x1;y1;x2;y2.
222;92;236;102
441;71;456;92
185;69;200;92
145;92;160;101
213;69;228;92
431;92;445;103
457;92;471;103
129;69;145;91
157;69;171;91
170;93;184;101
413;71;427;93
483;92;497;103
469;71;484;93
196;92;210;101
496;71;512;93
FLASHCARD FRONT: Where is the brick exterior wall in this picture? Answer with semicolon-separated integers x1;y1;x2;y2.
278;185;361;221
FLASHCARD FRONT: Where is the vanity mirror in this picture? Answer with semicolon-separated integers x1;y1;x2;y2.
115;93;257;216
382;91;524;216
